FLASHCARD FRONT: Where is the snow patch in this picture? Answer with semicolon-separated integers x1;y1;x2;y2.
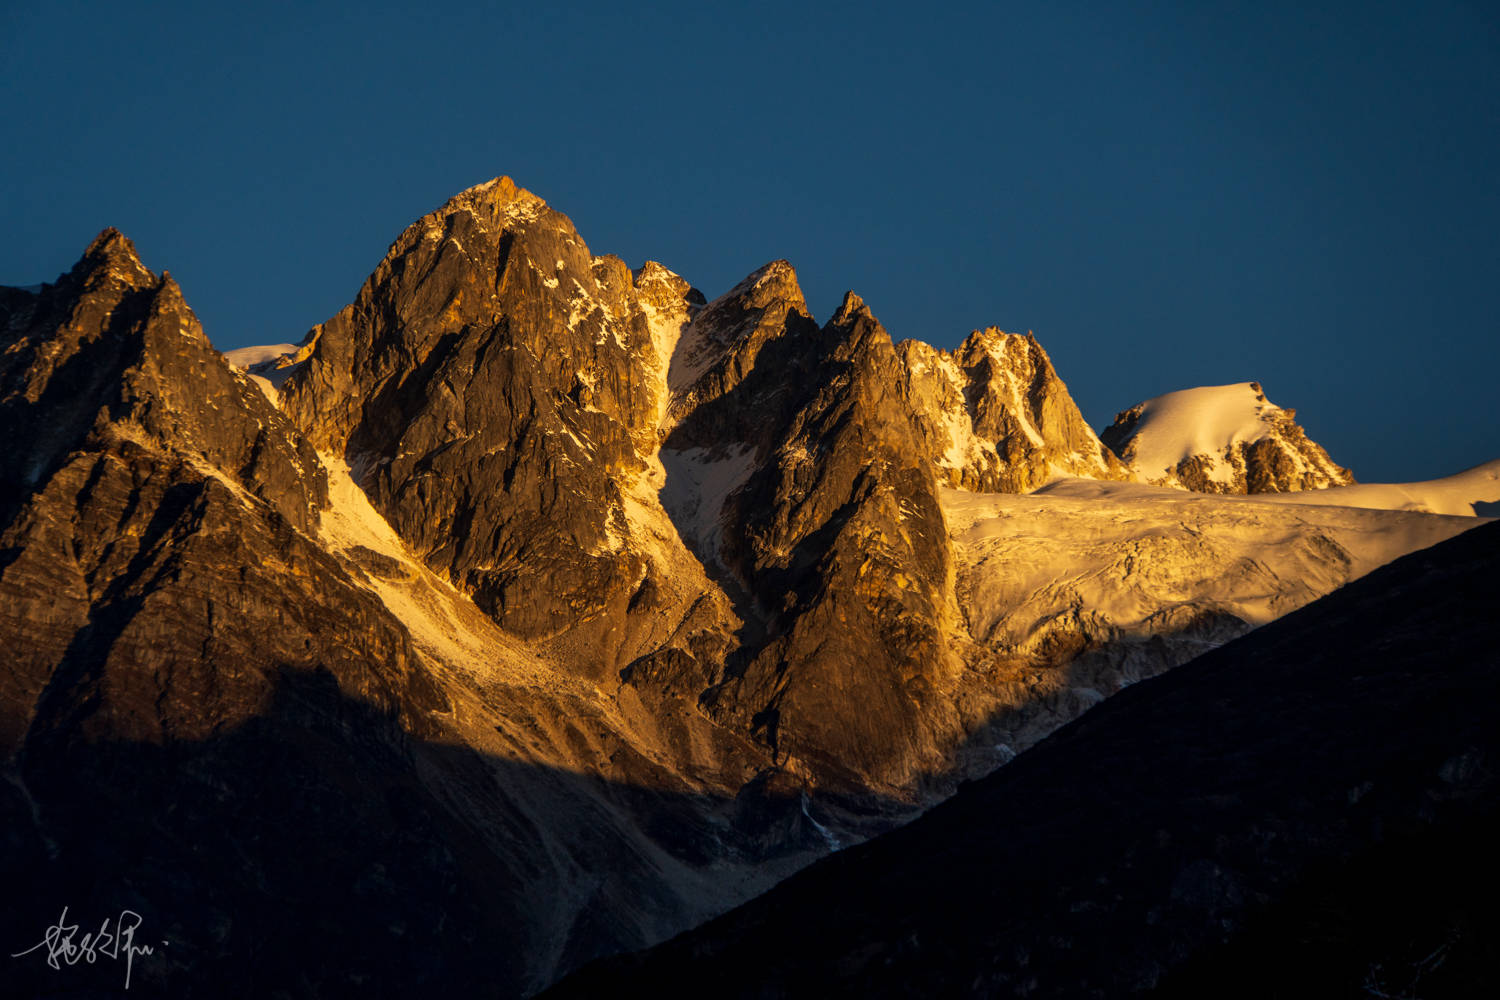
223;343;299;369
638;295;691;426
944;481;1480;661
316;453;549;684
221;341;312;400
244;372;278;403
1250;458;1500;517
1117;383;1281;482
659;445;757;566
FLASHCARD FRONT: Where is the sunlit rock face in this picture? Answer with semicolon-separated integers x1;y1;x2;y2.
899;328;1128;493
688;292;963;790
1101;381;1355;494
0;228;405;758
279;177;688;651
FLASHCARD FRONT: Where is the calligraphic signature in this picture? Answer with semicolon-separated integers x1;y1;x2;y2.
11;906;162;989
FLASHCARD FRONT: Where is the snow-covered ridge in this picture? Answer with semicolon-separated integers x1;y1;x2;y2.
1250;457;1500;517
1112;382;1283;480
221;340;314;403
222;342;299;369
1102;381;1353;493
945;480;1482;667
632;261;700;422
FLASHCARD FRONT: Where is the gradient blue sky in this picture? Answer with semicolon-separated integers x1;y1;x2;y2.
2;1;1495;481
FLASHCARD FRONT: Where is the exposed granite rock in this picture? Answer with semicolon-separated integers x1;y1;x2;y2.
2;184;1487;998
663;259;819;446
1;230;326;533
900;328;1128;492
684;292;962;791
280;178;682;660
0;228;418;755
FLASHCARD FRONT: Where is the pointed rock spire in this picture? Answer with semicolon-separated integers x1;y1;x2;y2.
899;327;1127;492
72;227;155;290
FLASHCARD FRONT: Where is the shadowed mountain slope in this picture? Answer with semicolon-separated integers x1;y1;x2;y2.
549;519;1500;998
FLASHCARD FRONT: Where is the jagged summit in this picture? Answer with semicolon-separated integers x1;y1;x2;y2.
1102;381;1355;494
80;225;138;260
332;175;561;304
899;326;1127;492
632;259;695;293
708;259;806;315
663;258;817;430
721;258;805;306
830;289;871;324
71;226;155;290
443;174;548;219
1;231;326;534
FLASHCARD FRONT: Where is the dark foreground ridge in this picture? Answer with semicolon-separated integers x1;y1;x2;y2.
549;520;1500;998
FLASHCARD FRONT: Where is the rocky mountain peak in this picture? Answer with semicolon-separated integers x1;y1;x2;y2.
1101;381;1355;494
271;178;711;651
663;259;819;437
5;178;1496;998
697;285;961;790
899;326;1126;493
441;174;548;225
960;324;1024;349
822;292;907;368
73;227;155;291
830;289;869;323
632;260;699;305
2;232;328;539
725;259;807;313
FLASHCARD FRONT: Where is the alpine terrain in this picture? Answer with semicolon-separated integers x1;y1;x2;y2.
1;177;1494;997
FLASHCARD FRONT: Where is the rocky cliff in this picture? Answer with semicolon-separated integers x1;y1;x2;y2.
689;292;961;789
900;328;1127;492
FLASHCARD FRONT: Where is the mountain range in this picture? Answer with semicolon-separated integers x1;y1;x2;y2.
1;177;1495;996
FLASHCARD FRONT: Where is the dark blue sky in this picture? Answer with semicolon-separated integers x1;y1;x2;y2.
3;1;1495;481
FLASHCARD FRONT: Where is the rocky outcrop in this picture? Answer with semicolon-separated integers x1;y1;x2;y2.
0;230;326;533
0;225;431;741
899;328;1127;493
279;178;699;666
683;292;961;791
1102;381;1354;494
662;259;818;445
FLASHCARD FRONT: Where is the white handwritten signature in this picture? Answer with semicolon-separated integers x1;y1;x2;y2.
10;906;162;990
